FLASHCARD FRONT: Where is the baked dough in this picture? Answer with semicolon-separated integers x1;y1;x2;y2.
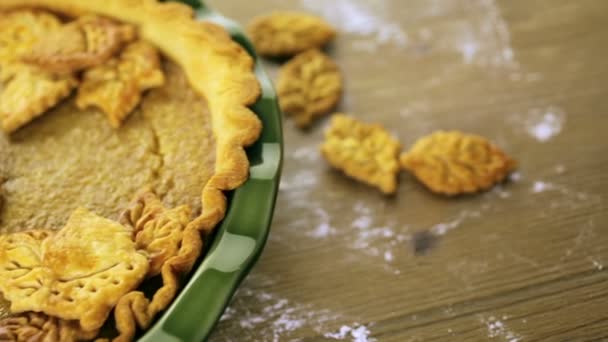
0;209;148;332
277;49;342;128
247;11;336;57
400;131;517;195
76;40;165;127
321;114;401;194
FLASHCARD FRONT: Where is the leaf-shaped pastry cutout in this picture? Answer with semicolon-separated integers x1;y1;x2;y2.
0;312;98;342
247;11;336;57
23;15;136;73
0;208;148;332
0;9;62;71
320;114;401;194
120;190;192;277
0;64;78;133
400;131;517;195
0;10;78;133
76;41;165;128
277;49;342;128
112;188;217;341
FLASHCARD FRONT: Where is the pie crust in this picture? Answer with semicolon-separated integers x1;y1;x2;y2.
0;0;262;340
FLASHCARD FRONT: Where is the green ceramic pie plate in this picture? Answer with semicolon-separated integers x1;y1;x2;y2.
138;1;283;341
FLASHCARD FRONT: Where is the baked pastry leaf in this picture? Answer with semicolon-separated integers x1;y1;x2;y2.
277;49;342;128
0;64;77;133
0;312;97;342
400;131;517;195
23;14;136;74
76;41;165;128
0;208;148;332
0;9;62;71
321;114;401;194
247;11;336;57
120;190;192;277
0;9;77;133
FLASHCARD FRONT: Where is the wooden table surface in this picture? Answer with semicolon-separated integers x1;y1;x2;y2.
207;0;608;340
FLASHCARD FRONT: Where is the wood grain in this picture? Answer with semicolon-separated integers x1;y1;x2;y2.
208;0;608;340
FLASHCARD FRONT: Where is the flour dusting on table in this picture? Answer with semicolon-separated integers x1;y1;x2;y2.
300;0;407;47
450;0;518;68
216;274;376;341
525;108;565;142
325;324;376;342
481;315;521;342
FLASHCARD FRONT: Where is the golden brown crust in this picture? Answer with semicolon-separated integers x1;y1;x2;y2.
277;49;342;128
0;312;97;342
112;189;213;341
0;10;78;133
0;9;62;70
76;40;165;128
400;131;517;195
0;209;149;332
120;190;192;278
247;11;336;57
0;64;78;133
23;14;136;74
0;1;262;339
320;114;401;194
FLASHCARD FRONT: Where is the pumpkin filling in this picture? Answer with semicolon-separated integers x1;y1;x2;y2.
0;62;216;235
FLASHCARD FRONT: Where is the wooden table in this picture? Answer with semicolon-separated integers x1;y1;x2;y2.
208;0;608;340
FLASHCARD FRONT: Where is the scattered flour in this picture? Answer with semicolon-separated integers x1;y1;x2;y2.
590;258;604;271
431;210;482;236
347;201;410;273
352;215;373;230
324;324;376;342
452;0;517;68
219;283;343;341
531;181;554;193
292;146;320;162
279;169;318;192
300;0;407;47
458;40;479;64
384;250;394;262
525;108;566;142
482;316;521;341
509;172;522;182
308;207;337;238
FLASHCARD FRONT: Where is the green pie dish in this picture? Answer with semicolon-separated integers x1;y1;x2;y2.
139;1;283;340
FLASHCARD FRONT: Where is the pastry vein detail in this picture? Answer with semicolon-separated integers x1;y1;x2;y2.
321;114;401;194
0;209;148;332
277;49;342;128
400;131;517;195
247;11;335;57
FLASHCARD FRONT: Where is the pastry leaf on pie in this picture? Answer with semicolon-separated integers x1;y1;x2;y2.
0;64;77;133
112;189;219;341
0;208;148;332
0;10;77;133
0;9;62;71
247;11;336;57
277;49;342;128
0;312;98;341
321;114;401;194
23;14;136;74
400;131;517;195
120;190;192;277
76;41;165;128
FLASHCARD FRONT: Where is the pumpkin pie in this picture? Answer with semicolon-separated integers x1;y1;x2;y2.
0;1;262;341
